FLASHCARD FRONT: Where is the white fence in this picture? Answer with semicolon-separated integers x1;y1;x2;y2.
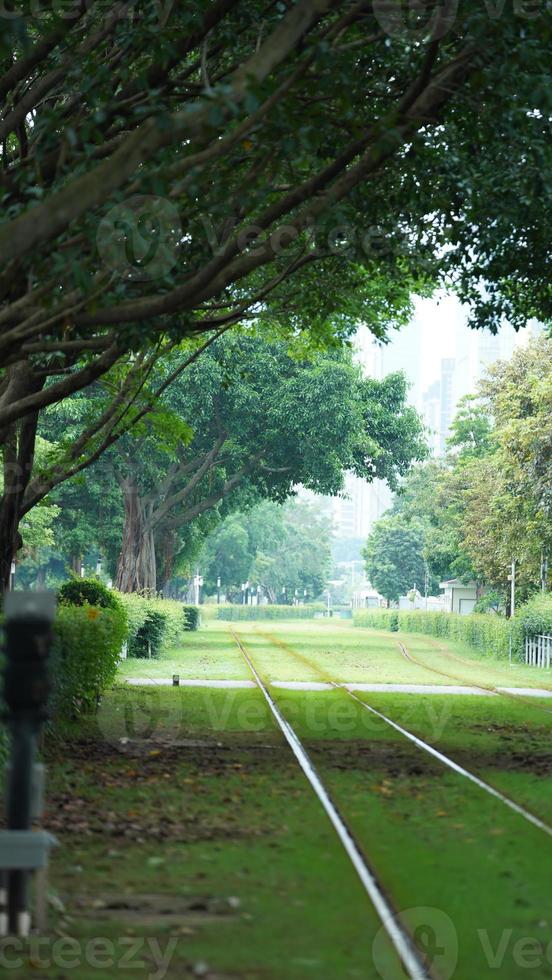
525;634;552;668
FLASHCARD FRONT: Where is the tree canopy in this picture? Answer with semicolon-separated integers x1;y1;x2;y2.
370;336;552;606
362;516;430;603
36;335;426;592
2;3;552;587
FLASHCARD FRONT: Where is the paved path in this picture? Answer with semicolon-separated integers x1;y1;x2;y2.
124;678;552;697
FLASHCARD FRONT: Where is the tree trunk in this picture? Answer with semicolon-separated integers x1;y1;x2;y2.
70;553;82;575
160;527;177;596
115;478;157;593
0;504;22;593
0;367;42;593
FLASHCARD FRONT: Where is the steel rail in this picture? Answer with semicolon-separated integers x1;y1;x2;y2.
398;639;552;715
230;628;432;980
254;629;552;839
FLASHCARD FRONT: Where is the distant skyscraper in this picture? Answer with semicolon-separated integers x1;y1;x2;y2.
439;358;456;456
317;302;545;534
421;379;441;456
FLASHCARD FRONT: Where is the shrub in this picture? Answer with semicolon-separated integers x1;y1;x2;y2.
353;609;395;630
217;604;326;621
117;593;193;657
183;605;200;631
50;604;127;718
58;577;123;612
515;594;552;642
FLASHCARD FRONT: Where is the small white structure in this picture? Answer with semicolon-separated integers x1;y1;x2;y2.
399;592;446;612
439;579;478;614
352;587;386;610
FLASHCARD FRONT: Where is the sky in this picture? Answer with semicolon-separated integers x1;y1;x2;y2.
357;290;540;412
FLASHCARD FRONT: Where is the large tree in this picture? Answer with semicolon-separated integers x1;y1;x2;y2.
460;337;552;596
106;336;426;592
1;1;552;586
362;516;431;604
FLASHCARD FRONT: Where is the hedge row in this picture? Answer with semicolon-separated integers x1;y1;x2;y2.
50;604;128;716
354;596;552;660
44;581;199;719
217;603;326;621
353;608;514;658
118;593;198;658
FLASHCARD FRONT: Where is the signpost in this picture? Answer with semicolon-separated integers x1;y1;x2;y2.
0;592;58;936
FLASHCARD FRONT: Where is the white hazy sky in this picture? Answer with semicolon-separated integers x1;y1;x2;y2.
361;290;535;404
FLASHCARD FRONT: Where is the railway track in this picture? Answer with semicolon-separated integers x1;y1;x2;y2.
230;627;433;980
397;640;552;717
245;627;552;839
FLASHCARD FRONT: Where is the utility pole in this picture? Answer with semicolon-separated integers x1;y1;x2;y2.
541;552;548;593
193;570;203;606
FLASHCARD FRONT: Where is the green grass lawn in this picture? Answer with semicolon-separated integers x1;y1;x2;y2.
9;620;552;980
118;619;552;692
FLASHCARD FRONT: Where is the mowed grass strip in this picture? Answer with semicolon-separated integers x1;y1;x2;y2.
242;622;552;828
235;622;446;686
118;621;251;681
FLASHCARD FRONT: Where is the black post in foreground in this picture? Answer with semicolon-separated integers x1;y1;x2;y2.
1;592;56;936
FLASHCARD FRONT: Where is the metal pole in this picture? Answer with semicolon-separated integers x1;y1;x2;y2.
510;559;516;618
2;592;56;936
217;577;221;605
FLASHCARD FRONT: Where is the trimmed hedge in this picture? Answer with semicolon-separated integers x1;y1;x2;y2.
58;577;122;611
183;605;200;631
355;596;552;661
354;608;513;659
217;603;326;621
50;603;128;717
118;593;198;657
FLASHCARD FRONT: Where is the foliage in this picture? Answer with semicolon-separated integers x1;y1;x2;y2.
50;605;127;719
217;604;326;621
446;395;493;463
41;337;425;594
362;516;433;603
183;606;200;632
381;338;552;600
354;609;514;659
473;591;503;614
58;577;124;612
201;498;333;601
515;594;552;640
463;338;552;594
2;2;552;592
117;593;194;657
